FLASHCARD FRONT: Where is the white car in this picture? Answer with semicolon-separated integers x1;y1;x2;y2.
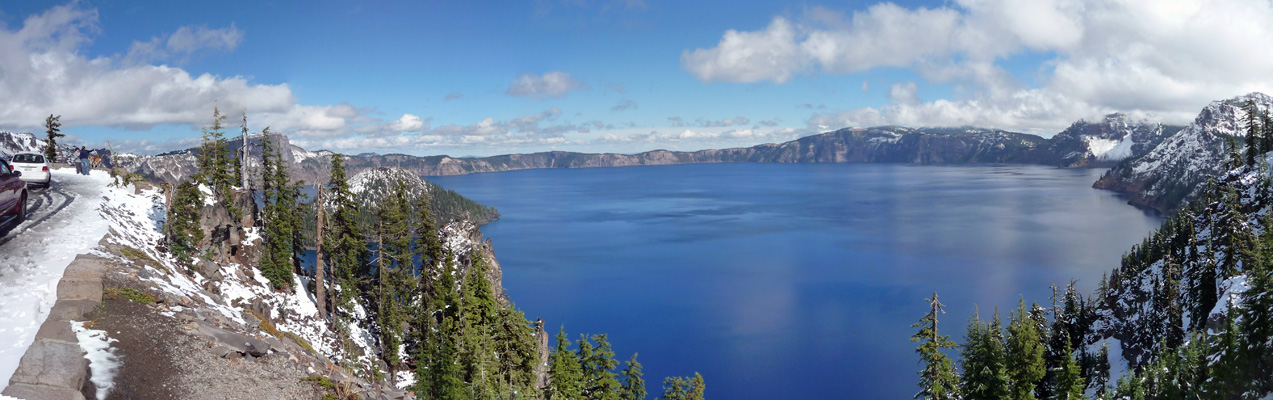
8;153;51;187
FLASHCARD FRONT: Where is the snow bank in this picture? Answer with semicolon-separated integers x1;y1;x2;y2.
0;169;117;383
71;320;122;399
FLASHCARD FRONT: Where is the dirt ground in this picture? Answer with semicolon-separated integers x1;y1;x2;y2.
86;273;329;400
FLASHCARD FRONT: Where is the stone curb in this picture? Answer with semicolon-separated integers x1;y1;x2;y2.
3;253;110;400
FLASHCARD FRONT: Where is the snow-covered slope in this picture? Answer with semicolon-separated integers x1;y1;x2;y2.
0;131;81;163
1047;114;1178;168
1094;93;1273;212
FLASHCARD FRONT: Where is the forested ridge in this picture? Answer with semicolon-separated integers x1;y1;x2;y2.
913;101;1273;399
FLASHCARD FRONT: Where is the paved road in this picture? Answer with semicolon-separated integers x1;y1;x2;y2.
0;182;77;248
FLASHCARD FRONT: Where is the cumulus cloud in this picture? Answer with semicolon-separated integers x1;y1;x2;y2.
0;5;302;132
667;116;752;128
686;0;1273;132
293;108;590;153
597;126;799;144
611;99;638;111
505;71;587;99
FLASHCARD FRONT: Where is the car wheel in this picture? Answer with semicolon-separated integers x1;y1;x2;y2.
17;192;26;222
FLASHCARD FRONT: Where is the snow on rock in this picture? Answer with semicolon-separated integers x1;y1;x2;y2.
71;320;122;400
0;168;117;383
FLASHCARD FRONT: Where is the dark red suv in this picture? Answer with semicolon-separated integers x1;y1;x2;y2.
0;158;28;235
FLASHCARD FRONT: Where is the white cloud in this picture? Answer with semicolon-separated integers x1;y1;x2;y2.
505;71;587;99
126;24;243;65
888;81;921;105
681;17;804;84
0;4;297;132
390;114;425;132
687;0;1273;132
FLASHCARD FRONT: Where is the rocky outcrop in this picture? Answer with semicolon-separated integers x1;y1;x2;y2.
1046;114;1179;168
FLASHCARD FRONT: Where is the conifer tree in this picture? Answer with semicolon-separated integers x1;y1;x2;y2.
1240;214;1273;392
913;292;960;400
620;353;647;400
1246;100;1260;167
325;153;366;316
1006;298;1046;400
960;309;1009;400
165;181;205;265
582;334;622;400
1052;335;1085;400
258;128;295;289
549;328;585;400
43;114;63;163
660;373;705;400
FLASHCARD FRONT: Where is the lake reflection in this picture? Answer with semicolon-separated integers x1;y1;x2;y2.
429;163;1161;399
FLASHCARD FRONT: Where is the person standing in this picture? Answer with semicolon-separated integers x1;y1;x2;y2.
78;146;91;175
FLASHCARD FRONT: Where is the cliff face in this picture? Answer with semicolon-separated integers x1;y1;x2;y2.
1047;114;1178;168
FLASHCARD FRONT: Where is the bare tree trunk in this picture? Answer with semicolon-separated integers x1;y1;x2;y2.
241;113;249;189
316;185;327;323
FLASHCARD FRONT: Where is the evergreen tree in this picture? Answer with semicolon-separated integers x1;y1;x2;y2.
913;292;960;400
620;353;647;400
325;153;366;316
960;309;1009;400
258;128;295;289
1240;214;1273;393
549;328;585;400
1247;99;1262;167
43;114;63;163
165;181;205;265
660;373;705;400
582;334;622;400
1006;298;1046;400
1052;335;1084;400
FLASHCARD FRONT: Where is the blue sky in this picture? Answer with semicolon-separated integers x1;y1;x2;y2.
2;1;1271;156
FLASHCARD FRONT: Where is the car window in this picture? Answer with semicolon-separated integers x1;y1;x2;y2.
13;154;44;163
0;160;9;177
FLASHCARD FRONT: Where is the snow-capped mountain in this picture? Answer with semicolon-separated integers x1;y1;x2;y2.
1047;114;1179;168
1094;92;1273;213
0;131;83;163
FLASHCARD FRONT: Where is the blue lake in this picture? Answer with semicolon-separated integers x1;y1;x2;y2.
428;163;1161;399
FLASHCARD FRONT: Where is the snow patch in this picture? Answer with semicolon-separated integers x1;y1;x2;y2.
71;320;122;400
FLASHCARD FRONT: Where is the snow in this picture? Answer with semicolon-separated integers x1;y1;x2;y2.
0;168;117;383
1085;135;1135;161
71;320;122;399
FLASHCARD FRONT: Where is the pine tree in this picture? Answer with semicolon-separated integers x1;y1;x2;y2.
960;308;1009;400
582;334;622;400
1247;99;1262;167
549;328;585;400
620;353;647;400
325;153;366;317
913;292;960;400
660;373;705;400
43;114;63;163
258;128;295;289
1240;214;1273;392
165;181;205;265
1052;335;1084;400
1006;298;1046;400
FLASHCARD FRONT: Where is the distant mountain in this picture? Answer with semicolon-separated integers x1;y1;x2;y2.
1094;93;1273;212
0;131;84;162
1047;114;1179;168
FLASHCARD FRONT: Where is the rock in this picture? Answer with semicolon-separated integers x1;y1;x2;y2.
177;311;197;322
162;292;185;305
46;299;99;321
2;383;86;400
7;340;88;389
242;310;262;329
211;345;232;358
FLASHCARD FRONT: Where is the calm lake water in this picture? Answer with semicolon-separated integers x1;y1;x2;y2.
429;163;1161;399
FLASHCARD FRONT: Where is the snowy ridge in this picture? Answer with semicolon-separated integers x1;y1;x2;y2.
1095;93;1273;212
1090;152;1273;376
1049;113;1171;168
95;181;491;389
